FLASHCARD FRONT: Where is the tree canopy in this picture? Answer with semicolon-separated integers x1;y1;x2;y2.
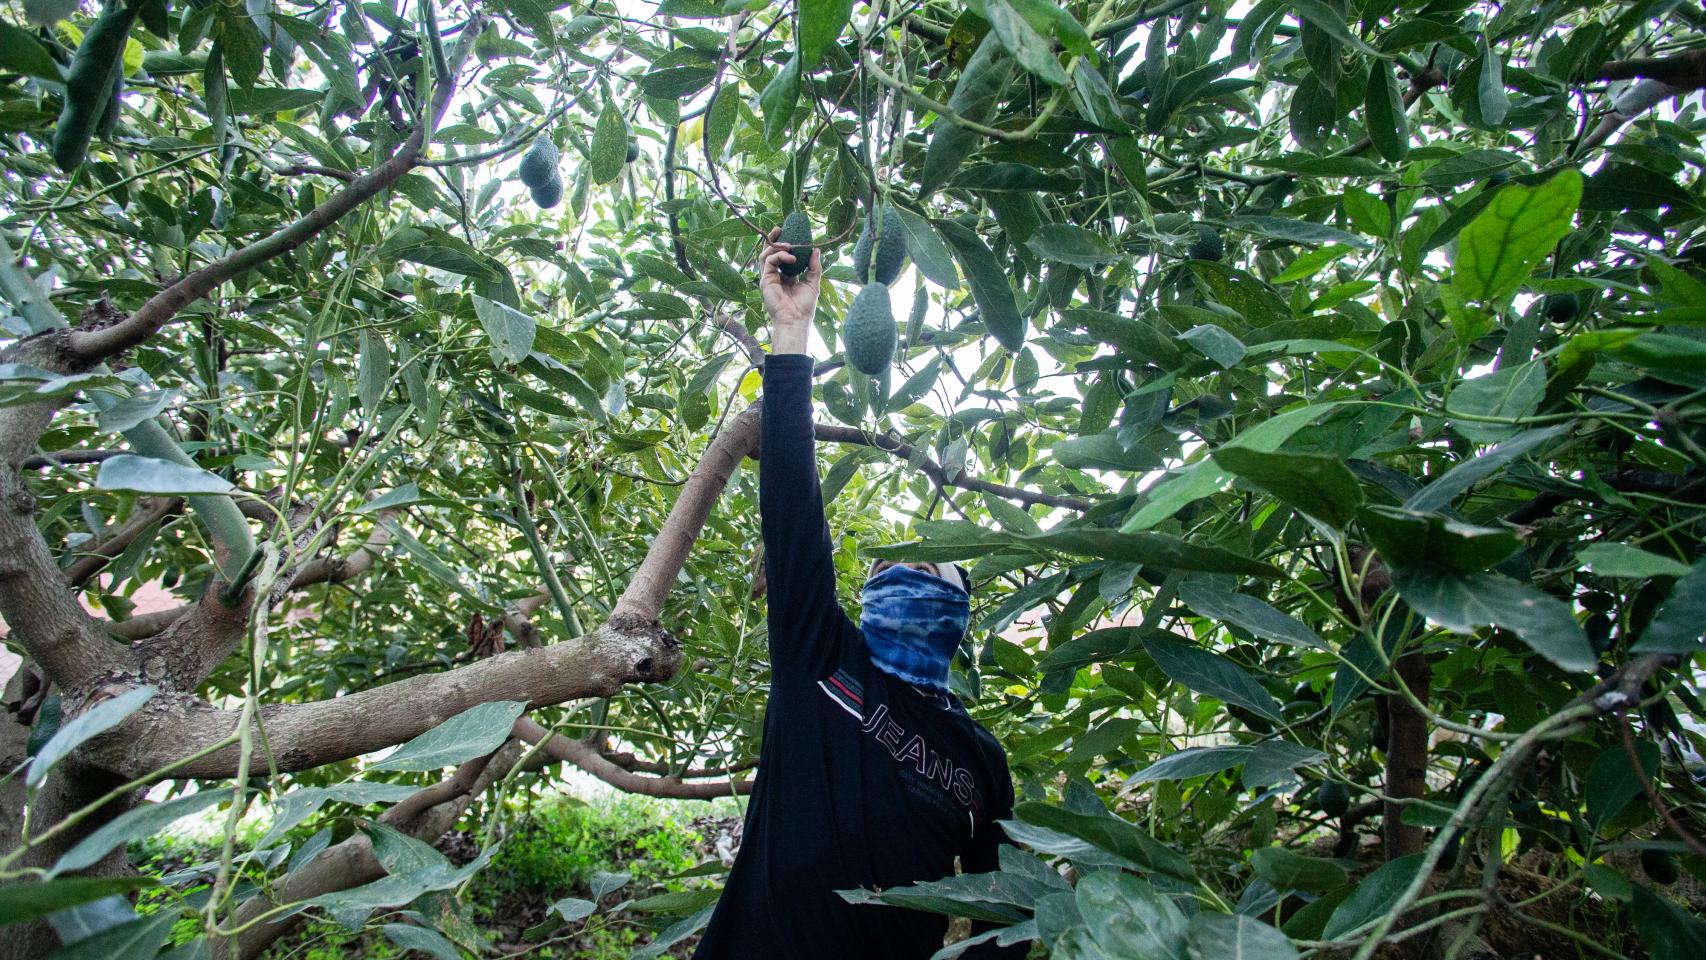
2;0;1705;958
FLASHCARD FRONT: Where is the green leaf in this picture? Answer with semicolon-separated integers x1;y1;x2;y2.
1452;169;1583;307
0;877;157;926
1364;58;1408;162
1476;35;1509;128
95;455;233;495
797;0;853;69
1584;741;1661;833
51;791;227;878
1014;804;1197;883
887;207;958;290
551;897;597;922
1287;0;1384;58
1212;447;1363;530
1631;884;1706;960
472;295;536;365
937;219;1026;351
358;483;424;513
1322;854;1424;939
985;0;1067;85
703;84;739;157
0;21;62;82
1177;581;1326;650
381;923;463;960
28;686;157;788
1021;529;1281;578
358;330;391;414
1633;559;1706;653
93;388;178;434
759;54;801;146
256;782;421;847
1404;426;1566;514
1025;224;1115;268
1178;324;1246;368
1577;543;1693;580
1390;565;1596;671
369;700;528;771
1186;912;1299;960
1358;506;1521;573
1076;871;1188;958
227;87;326;115
589;100;629;184
1144;638;1283;721
1129;745;1253;783
1250;847;1347;894
1443;361;1546;443
1054;433;1164;472
43;911;176;960
1242;740;1326;788
1226;216;1370;249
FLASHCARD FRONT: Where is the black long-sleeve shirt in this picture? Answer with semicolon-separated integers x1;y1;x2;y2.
691;353;1023;959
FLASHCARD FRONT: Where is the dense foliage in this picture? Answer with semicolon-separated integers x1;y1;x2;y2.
2;0;1705;958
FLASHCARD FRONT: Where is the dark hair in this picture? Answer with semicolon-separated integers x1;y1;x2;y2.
952;563;973;597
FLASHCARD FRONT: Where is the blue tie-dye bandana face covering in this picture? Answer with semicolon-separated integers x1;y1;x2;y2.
859;565;970;693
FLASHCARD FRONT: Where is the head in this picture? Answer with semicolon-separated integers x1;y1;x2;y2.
865;559;969;594
859;558;972;694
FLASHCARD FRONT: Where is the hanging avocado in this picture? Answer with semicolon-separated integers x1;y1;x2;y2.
1641;847;1680;885
776;211;813;278
52;2;140;172
625;139;639;163
530;171;564;209
1187;223;1224;261
851;204;909;286
843;283;896;375
1317;779;1350;817
518;138;559;189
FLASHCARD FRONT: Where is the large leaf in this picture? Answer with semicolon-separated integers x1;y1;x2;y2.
28;686;158;788
1177;581;1326;650
588;100;628;184
1144;638;1283;721
1025;224;1116;268
95;456;232;495
1013;803;1197;883
50;790;228;877
1075;870;1188;960
1212;447;1363;530
937;219;1026;350
1128;745;1253;783
472;295;536;365
1186;912;1299;960
1322;854;1424;939
1444;361;1546;443
1633;559;1706;652
1452;169;1583;306
1249;847;1347;894
42;911;177;960
797;0;853;69
1404;426;1566;513
1390;566;1596;671
368;701;528;771
0;877;157;926
1020;529;1281;578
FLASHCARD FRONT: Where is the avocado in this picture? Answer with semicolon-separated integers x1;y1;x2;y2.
1187;223;1224;261
852;204;909;285
519;138;559;189
1318;780;1350;817
626;139;639;163
530;172;564;209
776;211;813;278
1642;847;1680;885
843;283;896;375
1541;292;1580;325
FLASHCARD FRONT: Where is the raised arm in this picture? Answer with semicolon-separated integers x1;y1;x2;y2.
757;231;843;679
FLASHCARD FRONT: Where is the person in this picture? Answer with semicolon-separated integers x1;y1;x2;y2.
690;231;1025;959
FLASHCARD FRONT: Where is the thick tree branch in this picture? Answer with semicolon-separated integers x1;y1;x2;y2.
65;16;485;363
613;404;761;622
63;497;183;587
814;423;1095;511
1594;49;1706;85
513;717;751;798
89;602;680;780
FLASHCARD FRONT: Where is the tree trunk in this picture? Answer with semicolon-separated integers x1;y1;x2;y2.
1383;651;1431;859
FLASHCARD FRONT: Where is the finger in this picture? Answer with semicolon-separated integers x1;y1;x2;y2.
805;248;823;282
762;249;796;274
766;226;781;242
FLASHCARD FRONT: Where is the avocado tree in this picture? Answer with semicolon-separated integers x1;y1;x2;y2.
1;0;1704;958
